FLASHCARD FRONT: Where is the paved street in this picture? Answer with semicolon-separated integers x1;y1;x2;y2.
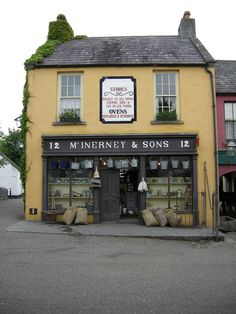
0;199;236;314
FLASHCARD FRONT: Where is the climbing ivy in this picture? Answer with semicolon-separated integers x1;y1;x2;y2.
25;14;74;68
20;74;31;190
21;14;85;193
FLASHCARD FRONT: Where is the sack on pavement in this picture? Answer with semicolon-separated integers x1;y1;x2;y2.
63;207;77;225
142;209;160;227
152;209;167;227
165;209;182;227
75;207;88;225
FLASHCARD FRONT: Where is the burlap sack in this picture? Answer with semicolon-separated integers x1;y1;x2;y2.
75;207;88;225
152;209;167;227
142;209;159;227
166;210;182;227
63;207;77;225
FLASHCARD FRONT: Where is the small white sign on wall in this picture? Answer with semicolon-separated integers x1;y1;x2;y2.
100;76;136;123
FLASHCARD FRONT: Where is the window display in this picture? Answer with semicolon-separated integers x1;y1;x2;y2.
48;157;93;212
146;156;192;212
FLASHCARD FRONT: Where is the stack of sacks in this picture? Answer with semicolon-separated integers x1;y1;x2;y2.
142;208;182;227
62;207;88;225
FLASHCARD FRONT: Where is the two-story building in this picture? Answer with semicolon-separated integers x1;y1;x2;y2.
215;60;236;215
24;12;217;227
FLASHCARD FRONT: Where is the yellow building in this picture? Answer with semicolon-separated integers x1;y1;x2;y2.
24;12;218;227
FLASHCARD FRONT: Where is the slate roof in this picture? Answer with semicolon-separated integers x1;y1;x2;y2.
37;35;214;68
215;60;236;94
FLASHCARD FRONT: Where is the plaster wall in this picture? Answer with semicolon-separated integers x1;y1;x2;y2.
25;66;217;226
0;163;23;196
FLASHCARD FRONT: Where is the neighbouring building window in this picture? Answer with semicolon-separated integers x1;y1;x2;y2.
58;74;82;122
155;72;178;121
225;102;236;139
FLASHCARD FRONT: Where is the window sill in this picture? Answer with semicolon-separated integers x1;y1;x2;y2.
150;120;184;125
53;121;87;126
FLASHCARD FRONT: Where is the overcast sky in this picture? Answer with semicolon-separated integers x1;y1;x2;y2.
0;0;235;133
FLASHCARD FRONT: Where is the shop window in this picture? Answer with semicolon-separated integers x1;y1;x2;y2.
154;72;179;122
146;156;192;212
224;102;236;140
48;157;93;212
58;74;82;123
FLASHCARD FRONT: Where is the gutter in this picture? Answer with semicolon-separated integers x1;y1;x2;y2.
204;64;219;234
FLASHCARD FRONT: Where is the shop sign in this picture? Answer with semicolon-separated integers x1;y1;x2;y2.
100;76;136;123
43;135;197;155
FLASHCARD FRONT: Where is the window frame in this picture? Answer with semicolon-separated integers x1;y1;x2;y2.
224;102;236;140
154;71;179;122
57;73;83;122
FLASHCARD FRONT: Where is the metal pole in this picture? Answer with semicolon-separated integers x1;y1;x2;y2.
212;192;215;234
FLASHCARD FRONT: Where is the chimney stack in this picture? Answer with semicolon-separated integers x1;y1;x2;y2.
178;11;196;38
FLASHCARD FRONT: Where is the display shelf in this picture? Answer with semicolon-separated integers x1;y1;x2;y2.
146;176;192;210
48;177;93;210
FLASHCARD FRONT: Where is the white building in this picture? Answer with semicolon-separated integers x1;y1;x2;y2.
0;153;23;197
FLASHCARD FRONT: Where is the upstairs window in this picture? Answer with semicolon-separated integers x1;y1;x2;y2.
225;102;236;139
58;74;82;122
155;72;178;121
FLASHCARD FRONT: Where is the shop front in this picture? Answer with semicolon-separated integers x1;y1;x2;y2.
42;133;198;225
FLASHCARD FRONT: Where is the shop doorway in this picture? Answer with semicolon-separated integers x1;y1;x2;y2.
100;167;139;221
120;169;138;218
100;170;120;221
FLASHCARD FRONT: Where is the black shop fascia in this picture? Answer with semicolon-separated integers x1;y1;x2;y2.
42;133;198;224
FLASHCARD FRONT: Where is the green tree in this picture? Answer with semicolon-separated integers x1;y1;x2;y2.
0;129;23;167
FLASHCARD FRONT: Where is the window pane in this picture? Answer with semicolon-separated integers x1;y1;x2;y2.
163;84;169;95
61;75;67;86
75;76;81;85
225;122;234;139
170;84;176;95
156;84;162;95
163;73;168;85
234;122;236;139
68;87;74;96
74;85;80;96
68;76;74;86
157;97;163;112
233;103;236;120
60;98;81;113
61;86;67;97
169;73;176;85
156;74;162;84
170;97;176;110
225;103;233;120
163;97;169;110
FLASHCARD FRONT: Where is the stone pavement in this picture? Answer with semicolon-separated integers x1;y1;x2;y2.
7;219;225;242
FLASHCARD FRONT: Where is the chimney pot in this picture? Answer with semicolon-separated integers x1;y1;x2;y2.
183;11;191;19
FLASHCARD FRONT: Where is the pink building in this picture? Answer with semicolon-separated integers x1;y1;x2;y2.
215;60;236;214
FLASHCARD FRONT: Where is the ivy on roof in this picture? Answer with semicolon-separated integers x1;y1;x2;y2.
25;14;87;69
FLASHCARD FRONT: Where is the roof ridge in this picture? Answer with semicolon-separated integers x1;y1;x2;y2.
190;37;215;64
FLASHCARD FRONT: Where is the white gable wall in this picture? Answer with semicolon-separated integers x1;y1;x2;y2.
0;162;23;196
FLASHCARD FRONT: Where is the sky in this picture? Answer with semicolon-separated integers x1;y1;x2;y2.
0;0;235;133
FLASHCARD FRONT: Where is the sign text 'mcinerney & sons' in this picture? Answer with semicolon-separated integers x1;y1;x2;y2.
43;137;196;155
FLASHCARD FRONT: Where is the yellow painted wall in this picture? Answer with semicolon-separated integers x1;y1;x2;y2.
25;66;217;226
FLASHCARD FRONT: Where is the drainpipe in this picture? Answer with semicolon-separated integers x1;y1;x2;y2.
204;64;219;234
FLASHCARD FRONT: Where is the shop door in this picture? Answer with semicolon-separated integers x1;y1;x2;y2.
100;170;120;221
